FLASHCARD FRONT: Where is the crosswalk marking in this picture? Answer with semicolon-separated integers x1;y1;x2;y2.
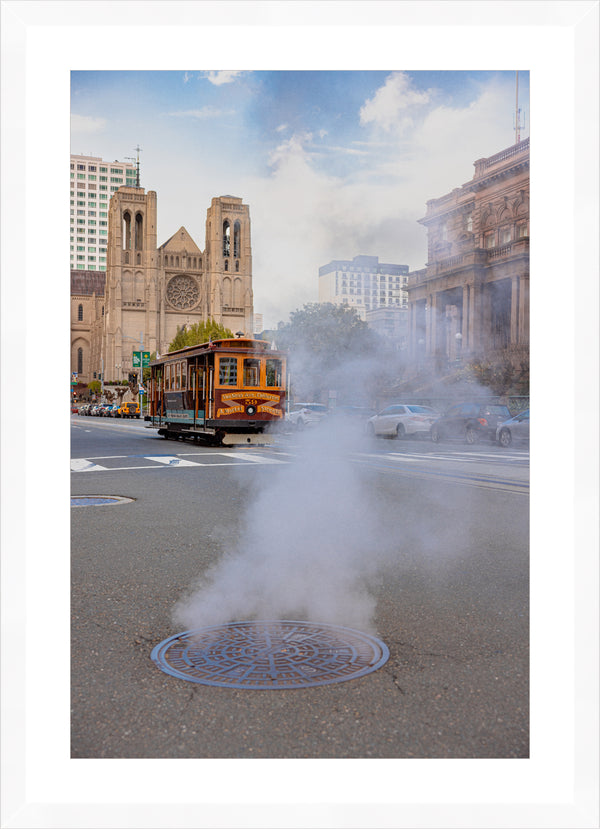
71;458;108;472
144;455;202;467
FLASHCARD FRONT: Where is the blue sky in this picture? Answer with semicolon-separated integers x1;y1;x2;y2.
71;69;530;328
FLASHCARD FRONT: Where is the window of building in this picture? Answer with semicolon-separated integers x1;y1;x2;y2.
88;211;96;217
88;175;96;181
517;221;529;238
110;168;122;174
100;185;108;191
501;227;512;244
77;164;85;170
485;231;495;249
77;246;85;251
88;165;96;172
77;304;83;321
100;166;107;172
88;246;96;252
77;255;85;260
77;347;83;373
77;264;84;270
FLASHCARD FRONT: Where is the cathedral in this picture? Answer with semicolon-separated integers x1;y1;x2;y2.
71;190;254;386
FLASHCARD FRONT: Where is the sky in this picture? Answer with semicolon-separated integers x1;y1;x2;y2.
71;69;529;329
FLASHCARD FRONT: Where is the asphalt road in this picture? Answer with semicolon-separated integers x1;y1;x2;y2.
71;415;529;758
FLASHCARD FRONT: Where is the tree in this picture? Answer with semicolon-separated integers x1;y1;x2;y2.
274;303;391;403
168;319;234;352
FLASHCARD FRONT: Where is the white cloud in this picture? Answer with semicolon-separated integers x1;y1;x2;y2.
165;106;232;119
70;113;106;134
359;71;432;132
202;70;245;86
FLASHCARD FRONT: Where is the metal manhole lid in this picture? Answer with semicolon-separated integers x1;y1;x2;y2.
151;620;389;689
71;495;134;507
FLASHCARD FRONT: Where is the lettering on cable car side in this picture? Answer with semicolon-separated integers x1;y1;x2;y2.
216;391;283;419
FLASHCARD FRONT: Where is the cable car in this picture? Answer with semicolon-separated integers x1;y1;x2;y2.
146;338;286;445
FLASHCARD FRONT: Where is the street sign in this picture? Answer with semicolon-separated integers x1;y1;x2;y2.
132;351;150;368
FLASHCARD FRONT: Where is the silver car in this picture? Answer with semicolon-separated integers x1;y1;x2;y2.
366;404;439;439
496;409;529;447
285;403;328;430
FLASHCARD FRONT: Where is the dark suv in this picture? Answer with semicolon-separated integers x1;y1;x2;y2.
430;402;512;444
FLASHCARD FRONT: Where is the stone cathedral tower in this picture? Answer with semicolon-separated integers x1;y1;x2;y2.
101;189;254;382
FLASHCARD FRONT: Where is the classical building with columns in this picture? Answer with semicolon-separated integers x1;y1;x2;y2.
407;138;529;371
71;190;254;385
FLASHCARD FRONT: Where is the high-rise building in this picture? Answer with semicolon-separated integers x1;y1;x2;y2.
70;154;137;271
318;255;409;321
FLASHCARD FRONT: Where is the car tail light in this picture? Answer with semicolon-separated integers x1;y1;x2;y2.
477;418;488;426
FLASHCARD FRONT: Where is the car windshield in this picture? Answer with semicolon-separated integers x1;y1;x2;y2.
406;405;435;414
482;406;511;416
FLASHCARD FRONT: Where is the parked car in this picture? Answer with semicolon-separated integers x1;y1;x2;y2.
77;404;89;416
285;403;328;430
496;409;529;447
90;404;104;416
102;404;119;417
431;402;512;444
117;401;140;419
71;405;79;414
366;404;439;439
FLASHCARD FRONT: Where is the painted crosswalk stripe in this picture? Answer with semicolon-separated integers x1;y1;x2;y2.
71;458;108;472
143;455;202;467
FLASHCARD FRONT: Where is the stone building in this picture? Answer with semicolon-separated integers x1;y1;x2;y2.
71;189;254;385
407;138;529;371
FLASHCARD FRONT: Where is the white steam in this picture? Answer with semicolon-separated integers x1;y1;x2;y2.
172;416;392;633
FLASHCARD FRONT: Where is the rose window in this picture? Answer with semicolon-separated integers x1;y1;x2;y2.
166;275;200;309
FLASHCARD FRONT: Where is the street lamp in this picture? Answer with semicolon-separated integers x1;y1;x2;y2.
455;332;463;364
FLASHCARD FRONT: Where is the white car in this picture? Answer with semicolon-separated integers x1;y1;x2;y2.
285;403;328;430
366;404;439;439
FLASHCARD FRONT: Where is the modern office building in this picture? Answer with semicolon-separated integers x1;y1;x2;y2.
318;255;409;320
406;138;529;369
70;154;137;272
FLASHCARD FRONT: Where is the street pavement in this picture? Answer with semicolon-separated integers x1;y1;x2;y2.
71;417;529;758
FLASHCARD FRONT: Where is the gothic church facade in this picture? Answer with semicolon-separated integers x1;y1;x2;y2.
71;190;254;385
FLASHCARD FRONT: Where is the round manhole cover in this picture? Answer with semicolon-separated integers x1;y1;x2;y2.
71;495;134;507
151;620;389;689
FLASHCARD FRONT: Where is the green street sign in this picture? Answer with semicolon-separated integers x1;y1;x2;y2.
132;351;150;368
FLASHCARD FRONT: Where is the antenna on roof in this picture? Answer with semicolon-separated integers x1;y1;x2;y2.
125;145;142;187
514;72;524;145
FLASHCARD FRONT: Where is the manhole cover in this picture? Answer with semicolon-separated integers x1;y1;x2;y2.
71;495;134;507
151;620;389;689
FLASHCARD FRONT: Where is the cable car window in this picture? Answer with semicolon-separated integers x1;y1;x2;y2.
266;359;282;387
181;362;187;389
175;364;181;390
243;358;260;387
219;357;238;385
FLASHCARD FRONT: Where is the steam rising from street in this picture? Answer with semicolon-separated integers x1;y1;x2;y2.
173;413;394;633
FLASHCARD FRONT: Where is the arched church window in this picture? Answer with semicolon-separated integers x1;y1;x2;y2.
123;211;132;249
176;256;179;268
77;347;83;374
136;253;141;265
234;221;241;257
235;260;239;272
224;259;229;272
135;212;143;250
78;304;83;321
223;221;231;257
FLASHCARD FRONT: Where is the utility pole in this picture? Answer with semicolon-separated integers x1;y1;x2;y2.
125;145;142;187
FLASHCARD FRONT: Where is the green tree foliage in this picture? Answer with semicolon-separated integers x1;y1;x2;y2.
87;380;101;395
274;303;388;402
168;319;234;352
